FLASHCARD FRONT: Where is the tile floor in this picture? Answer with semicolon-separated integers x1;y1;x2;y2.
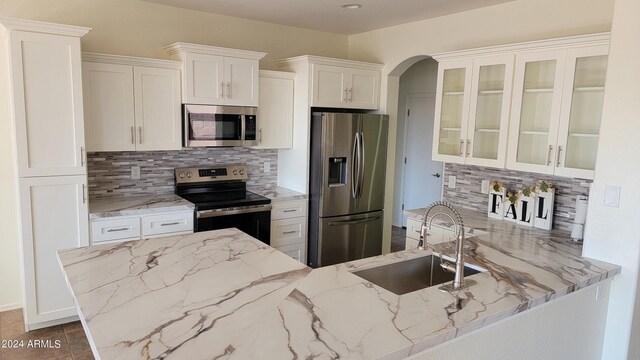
391;226;406;252
0;309;93;360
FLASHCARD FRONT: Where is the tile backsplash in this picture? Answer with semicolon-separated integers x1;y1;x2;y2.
87;148;277;198
443;163;592;232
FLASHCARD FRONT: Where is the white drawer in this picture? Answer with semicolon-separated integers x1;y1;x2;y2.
406;218;446;245
271;217;306;247
91;217;141;243
274;242;306;264
142;211;194;237
271;200;307;220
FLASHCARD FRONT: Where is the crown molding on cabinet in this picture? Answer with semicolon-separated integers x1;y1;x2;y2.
275;55;383;71
82;52;182;69
259;69;295;79
433;32;610;61
164;42;266;60
0;17;90;37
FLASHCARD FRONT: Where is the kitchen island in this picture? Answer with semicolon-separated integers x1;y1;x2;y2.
58;210;619;360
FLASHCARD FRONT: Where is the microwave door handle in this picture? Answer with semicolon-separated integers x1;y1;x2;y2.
240;115;246;142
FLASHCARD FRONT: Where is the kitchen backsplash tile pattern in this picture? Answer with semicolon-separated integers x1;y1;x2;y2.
443;163;592;232
87;148;277;198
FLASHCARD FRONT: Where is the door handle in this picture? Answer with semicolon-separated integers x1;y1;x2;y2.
351;132;359;199
556;145;563;166
432;173;441;178
344;88;348;102
220;82;225;98
546;145;554;166
357;131;365;198
459;140;464;155
138;126;142;144
328;216;381;226
130;126;135;144
226;82;231;99
466;139;471;156
348;88;353;102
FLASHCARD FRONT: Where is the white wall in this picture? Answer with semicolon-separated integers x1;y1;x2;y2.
0;29;22;312
581;0;640;358
392;58;438;226
0;0;348;70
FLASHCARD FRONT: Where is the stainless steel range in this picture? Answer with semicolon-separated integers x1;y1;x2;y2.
174;165;272;244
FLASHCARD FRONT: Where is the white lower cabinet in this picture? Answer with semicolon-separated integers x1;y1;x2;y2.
271;200;307;263
19;176;89;328
90;210;193;245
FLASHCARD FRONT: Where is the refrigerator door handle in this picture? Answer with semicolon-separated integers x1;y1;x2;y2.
358;131;365;198
351;132;359;198
328;216;381;226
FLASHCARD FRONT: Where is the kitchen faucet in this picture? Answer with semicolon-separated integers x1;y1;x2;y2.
418;201;468;290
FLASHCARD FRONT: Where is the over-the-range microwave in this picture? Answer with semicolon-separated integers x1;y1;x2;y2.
183;104;257;147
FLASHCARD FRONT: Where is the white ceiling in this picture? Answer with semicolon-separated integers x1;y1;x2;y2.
143;0;515;35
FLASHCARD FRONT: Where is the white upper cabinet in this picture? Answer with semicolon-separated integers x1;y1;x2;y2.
507;42;609;179
254;70;294;149
311;62;381;109
82;54;182;152
8;30;87;177
165;43;266;107
432;55;514;168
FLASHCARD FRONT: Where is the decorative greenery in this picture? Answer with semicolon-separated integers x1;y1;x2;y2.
490;181;504;192
537;181;554;193
507;191;520;204
521;186;534;197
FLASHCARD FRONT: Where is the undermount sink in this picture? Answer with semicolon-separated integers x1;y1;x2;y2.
353;254;485;295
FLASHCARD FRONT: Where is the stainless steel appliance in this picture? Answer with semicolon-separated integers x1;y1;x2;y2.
183;105;258;147
175;165;271;244
308;112;389;268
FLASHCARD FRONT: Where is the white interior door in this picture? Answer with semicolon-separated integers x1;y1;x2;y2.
402;94;442;226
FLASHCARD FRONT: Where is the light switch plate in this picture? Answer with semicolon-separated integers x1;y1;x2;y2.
481;180;490;194
264;161;271;173
131;166;141;180
604;185;621;208
448;175;456;189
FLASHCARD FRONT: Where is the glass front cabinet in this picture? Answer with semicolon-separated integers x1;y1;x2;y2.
506;44;609;179
432;55;514;168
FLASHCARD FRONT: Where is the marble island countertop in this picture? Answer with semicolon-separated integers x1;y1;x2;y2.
247;186;307;202
59;210;620;360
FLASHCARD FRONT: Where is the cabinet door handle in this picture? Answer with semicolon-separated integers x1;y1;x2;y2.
258;128;262;143
107;227;130;233
546;145;553;166
344;88;348;102
466;140;471;156
82;184;86;204
459;140;464;155
283;209;297;213
226;82;231;99
348;88;353;102
556;145;563;166
138;126;142;144
130;126;135;144
220;82;225;98
160;222;180;227
282;230;297;235
80;147;85;167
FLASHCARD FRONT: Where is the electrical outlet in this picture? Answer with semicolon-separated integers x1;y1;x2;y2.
448;175;456;189
131;166;141;180
481;180;490;194
263;161;271;173
604;185;621;208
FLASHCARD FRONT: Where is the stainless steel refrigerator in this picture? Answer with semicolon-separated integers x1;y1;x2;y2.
308;112;389;268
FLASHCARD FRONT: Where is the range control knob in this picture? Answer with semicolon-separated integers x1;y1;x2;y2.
233;169;238;175
178;172;185;179
186;172;192;178
239;169;245;175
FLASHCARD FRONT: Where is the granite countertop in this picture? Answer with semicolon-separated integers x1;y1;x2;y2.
59;210;620;360
248;186;307;202
89;194;194;219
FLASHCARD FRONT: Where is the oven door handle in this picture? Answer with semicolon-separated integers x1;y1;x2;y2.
197;205;272;219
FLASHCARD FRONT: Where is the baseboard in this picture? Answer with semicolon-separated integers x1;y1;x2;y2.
0;302;22;312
